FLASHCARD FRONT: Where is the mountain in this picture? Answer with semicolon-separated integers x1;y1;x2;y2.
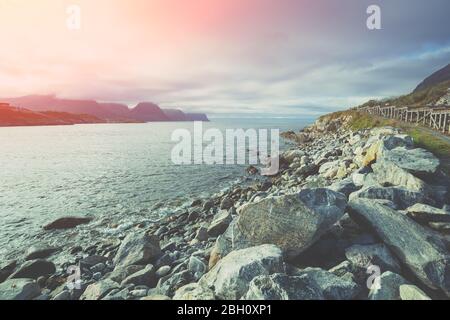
1;95;209;122
185;113;209;121
162;108;188;121
129;102;169;122
414;63;450;93
0;103;105;127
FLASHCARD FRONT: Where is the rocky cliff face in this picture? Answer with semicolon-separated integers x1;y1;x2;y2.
414;63;450;93
1;113;448;300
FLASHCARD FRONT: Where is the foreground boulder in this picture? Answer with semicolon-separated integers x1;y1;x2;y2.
372;159;428;192
173;283;215;300
399;284;431;300
113;232;161;268
10;259;56;279
349;186;431;210
380;147;440;176
368;271;409;300
235;188;347;259
200;245;285;300
0;279;41;300
43;216;93;230
349;198;450;297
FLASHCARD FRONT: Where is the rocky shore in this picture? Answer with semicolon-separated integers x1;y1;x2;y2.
1;112;449;300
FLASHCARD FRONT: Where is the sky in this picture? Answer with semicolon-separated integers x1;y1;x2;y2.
0;0;449;116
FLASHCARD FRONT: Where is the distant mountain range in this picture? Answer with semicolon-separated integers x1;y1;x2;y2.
0;95;209;124
0;103;107;127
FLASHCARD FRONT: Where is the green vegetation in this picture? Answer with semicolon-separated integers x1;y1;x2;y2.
358;80;450;108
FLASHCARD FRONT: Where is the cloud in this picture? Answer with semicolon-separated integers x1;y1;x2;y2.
0;0;449;116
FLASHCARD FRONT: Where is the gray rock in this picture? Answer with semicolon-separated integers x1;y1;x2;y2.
80;255;107;269
372;159;428;192
293;268;360;300
200;244;285;300
43;216;92;230
243;273;324;300
156;266;171;278
349;186;431;210
102;288;129;300
345;244;401;274
108;265;144;283
10;259;56;279
349;198;450;297
235;188;347;259
157;270;194;297
80;279;119;300
381;147;440;175
207;210;232;237
194;226;209;242
406;203;450;223
368;271;408;300
328;178;360;197
188;256;207;280
399;284;431;300
113;231;161;268
173;283;215;300
25;246;59;260
0;279;41;300
121;264;157;288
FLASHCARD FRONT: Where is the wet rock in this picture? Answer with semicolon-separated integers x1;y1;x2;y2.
80;279;119;300
207;210;232;237
0;279;41;300
0;260;16;283
203;200;215;212
10;259;56;279
113;231;161;268
235;188;347;259
399;284;431;300
349;198;450;297
43;216;93;230
173;283;215;300
121;264;157;288
200;244;285;300
345;244;401;274
25;246;59;261
220;197;234;210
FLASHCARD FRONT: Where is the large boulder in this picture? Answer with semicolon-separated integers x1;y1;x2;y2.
43;216;92;230
120;264;157;288
368;271;409;300
349;186;431;210
348;198;450;297
9;259;56;279
243;273;324;300
235;188;347;259
0;279;41;300
372;159;428;192
113;231;161;268
381;147;440;176
199;245;285;300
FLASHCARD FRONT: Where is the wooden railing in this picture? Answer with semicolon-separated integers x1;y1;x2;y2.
358;105;450;134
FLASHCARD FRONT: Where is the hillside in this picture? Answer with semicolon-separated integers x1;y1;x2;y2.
0;103;106;127
414;63;450;93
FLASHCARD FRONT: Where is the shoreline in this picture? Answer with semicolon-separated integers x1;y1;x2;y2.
1;111;450;300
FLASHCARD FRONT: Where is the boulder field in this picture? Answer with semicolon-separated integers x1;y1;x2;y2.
1;114;449;300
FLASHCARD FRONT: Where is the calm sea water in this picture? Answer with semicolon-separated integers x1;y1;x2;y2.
0;117;313;258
